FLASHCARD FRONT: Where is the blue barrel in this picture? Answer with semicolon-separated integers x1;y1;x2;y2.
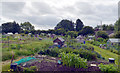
84;41;85;44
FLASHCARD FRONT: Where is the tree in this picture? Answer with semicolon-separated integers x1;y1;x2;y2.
54;19;74;31
66;31;78;38
107;24;114;31
75;19;84;31
20;22;35;31
114;31;120;38
96;31;109;39
2;21;20;34
102;24;108;30
114;18;120;32
55;28;66;35
78;26;94;36
47;29;55;34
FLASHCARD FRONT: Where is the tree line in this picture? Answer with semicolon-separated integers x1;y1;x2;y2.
1;18;120;38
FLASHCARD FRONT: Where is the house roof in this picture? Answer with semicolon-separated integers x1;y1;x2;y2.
58;37;65;42
88;35;95;38
108;38;120;43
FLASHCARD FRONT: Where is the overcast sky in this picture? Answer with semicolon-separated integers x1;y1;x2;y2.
0;0;119;30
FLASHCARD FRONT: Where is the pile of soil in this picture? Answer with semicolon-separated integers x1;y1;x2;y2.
17;55;110;72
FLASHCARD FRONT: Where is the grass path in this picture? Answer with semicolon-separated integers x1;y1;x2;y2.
86;43;119;65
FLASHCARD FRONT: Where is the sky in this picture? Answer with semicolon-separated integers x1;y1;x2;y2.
0;0;119;30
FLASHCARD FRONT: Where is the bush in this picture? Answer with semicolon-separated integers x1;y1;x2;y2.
96;31;109;39
59;52;87;68
2;52;13;61
73;49;97;61
97;38;104;42
98;63;118;72
38;48;59;57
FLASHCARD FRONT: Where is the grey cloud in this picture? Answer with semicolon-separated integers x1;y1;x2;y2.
31;2;54;15
1;1;118;29
2;2;25;16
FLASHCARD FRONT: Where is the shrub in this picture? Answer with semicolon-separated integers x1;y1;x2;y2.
73;49;97;61
97;38;104;42
2;52;13;61
98;63;118;72
38;48;59;57
59;52;87;68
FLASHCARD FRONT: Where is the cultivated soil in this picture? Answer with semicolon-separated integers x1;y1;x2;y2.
17;55;111;72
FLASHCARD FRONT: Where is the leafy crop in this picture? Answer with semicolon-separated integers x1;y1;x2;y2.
59;52;87;68
98;63;118;73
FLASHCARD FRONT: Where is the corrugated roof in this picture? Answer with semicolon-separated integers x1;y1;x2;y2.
108;38;120;43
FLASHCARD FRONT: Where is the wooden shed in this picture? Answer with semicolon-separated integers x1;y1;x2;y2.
53;37;65;47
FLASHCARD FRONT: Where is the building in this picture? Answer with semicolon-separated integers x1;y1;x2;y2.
76;35;85;43
88;35;95;41
107;38;120;48
53;37;65;47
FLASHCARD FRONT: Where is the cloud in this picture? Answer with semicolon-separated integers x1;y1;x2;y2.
1;0;119;30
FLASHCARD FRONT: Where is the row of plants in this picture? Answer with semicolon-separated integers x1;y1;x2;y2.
98;63;119;72
59;52;87;68
38;46;99;61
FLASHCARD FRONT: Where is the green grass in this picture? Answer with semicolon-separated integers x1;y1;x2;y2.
2;37;53;61
86;43;119;65
2;63;10;71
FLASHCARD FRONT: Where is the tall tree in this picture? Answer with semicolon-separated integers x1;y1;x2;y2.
54;19;74;31
20;22;35;31
114;18;120;32
96;31;109;39
78;26;94;36
2;21;20;34
75;19;84;31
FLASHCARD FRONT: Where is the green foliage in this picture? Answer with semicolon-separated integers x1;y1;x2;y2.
55;28;66;35
38;48;59;57
23;66;37;72
15;50;34;56
96;31;109;39
2;21;20;34
78;26;95;35
10;44;22;49
114;31;120;38
55;19;74;31
76;19;84;31
66;31;78;38
97;37;104;42
98;63;118;72
60;47;97;61
114;18;120;32
2;52;12;61
59;52;87;68
2;38;53;61
20;22;35;31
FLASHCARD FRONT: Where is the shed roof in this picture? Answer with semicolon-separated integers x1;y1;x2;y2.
58;37;65;42
108;38;120;43
88;35;95;38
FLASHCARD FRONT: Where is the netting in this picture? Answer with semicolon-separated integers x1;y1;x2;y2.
14;57;36;65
